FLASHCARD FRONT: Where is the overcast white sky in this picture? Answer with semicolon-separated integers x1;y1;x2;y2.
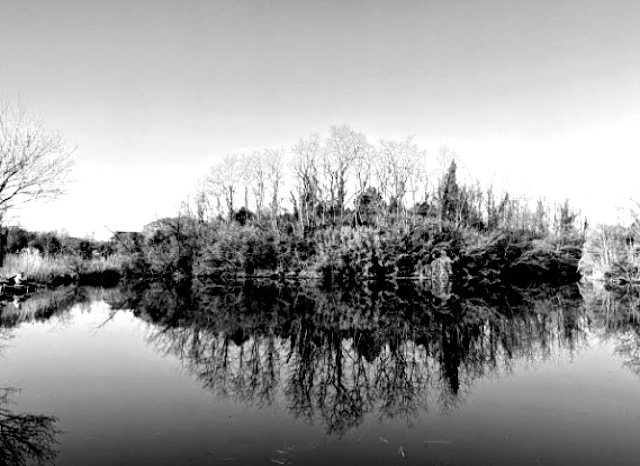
2;0;640;238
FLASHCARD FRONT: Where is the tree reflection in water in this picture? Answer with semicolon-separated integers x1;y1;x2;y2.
112;280;593;435
0;301;63;466
5;280;640;439
580;281;640;376
0;388;59;466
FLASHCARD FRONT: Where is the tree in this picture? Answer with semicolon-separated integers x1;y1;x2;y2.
238;153;253;213
263;148;285;230
376;136;426;223
0;101;75;217
291;134;322;230
557;199;578;236
0;101;74;265
249;150;268;224
322;126;369;223
355;187;385;226
440;160;460;223
206;154;240;221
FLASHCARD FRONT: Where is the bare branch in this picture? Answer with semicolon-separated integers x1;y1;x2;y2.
0;100;75;219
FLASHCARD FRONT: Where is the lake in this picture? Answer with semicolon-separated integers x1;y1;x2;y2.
1;281;640;465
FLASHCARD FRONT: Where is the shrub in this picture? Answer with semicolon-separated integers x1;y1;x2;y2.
313;227;402;283
200;224;281;275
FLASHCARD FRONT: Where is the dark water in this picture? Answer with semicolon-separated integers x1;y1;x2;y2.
1;281;640;465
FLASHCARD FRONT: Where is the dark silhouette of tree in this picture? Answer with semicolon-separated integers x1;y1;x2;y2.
355;187;384;226
233;206;255;226
440;160;460;223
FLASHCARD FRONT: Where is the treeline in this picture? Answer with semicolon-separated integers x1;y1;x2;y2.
0;126;587;289
120;126;585;287
1;227;112;259
202;126;583;235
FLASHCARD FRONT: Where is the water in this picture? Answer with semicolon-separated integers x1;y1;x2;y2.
1;282;640;465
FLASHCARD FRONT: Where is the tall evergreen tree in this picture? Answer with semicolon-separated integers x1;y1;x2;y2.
440;160;460;222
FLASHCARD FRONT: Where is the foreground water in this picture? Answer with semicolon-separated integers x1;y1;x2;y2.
1;282;640;465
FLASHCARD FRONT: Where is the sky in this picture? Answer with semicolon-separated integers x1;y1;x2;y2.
2;0;640;238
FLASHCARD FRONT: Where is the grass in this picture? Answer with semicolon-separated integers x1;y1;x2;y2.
2;249;72;283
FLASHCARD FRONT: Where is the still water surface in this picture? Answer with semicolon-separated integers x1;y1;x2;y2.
1;283;640;465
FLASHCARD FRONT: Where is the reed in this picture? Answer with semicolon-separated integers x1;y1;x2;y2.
1;249;128;286
2;249;73;283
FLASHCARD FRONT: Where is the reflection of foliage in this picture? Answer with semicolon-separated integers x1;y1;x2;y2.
0;294;63;465
580;281;640;376
0;286;96;328
115;280;589;435
0;388;59;466
579;223;640;284
10;279;640;439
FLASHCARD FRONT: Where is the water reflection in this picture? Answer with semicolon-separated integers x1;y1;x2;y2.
0;287;97;465
3;280;640;441
104;281;596;435
580;281;640;377
0;388;59;466
0;356;59;466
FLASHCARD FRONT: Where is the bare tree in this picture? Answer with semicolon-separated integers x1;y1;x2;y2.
264;148;285;230
239;153;253;212
291;134;323;230
193;179;212;224
250;150;268;224
206;154;240;221
182;178;212;224
323;125;369;223
352;136;374;200
0;101;75;218
377;136;425;222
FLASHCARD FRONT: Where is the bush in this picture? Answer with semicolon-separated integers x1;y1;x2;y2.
313;227;403;283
